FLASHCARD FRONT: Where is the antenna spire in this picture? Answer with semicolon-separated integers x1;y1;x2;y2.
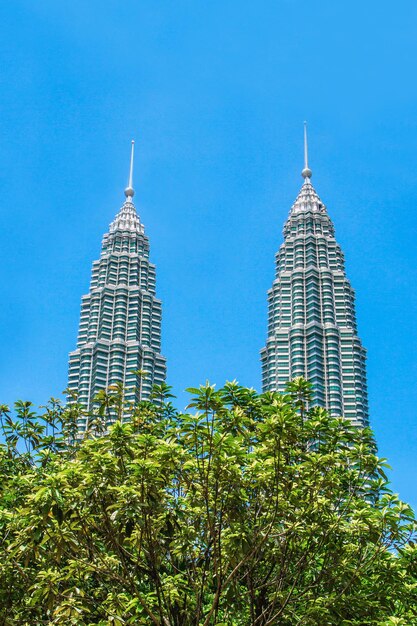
124;140;135;199
301;122;312;180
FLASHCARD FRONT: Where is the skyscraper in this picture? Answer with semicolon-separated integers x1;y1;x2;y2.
260;125;368;427
68;142;166;420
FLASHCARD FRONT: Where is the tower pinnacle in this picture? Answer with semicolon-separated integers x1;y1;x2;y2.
301;121;312;180
124;140;135;199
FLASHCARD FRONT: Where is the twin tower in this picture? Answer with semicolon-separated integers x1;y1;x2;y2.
68;129;369;428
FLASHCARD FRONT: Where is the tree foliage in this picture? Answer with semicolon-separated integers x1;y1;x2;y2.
1;380;416;625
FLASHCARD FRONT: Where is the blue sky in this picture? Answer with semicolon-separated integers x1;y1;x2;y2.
0;0;417;508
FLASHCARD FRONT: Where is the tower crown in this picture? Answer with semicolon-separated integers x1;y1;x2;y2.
110;140;143;234
290;125;325;215
290;179;326;215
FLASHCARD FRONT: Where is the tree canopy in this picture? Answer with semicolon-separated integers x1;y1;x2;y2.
0;380;416;625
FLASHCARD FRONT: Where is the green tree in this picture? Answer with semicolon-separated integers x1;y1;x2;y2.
0;381;416;625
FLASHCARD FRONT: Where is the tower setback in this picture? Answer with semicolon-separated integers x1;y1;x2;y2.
68;142;166;426
260;126;369;427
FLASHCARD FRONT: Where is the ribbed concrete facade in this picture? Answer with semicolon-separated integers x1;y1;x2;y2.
68;145;166;422
261;148;368;427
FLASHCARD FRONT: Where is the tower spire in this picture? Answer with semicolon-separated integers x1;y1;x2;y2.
301;122;312;180
124;140;135;199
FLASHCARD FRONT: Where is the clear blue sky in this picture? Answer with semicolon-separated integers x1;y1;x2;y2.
0;1;416;508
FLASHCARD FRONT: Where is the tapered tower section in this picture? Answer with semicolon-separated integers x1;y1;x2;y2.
260;126;368;426
68;142;166;421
